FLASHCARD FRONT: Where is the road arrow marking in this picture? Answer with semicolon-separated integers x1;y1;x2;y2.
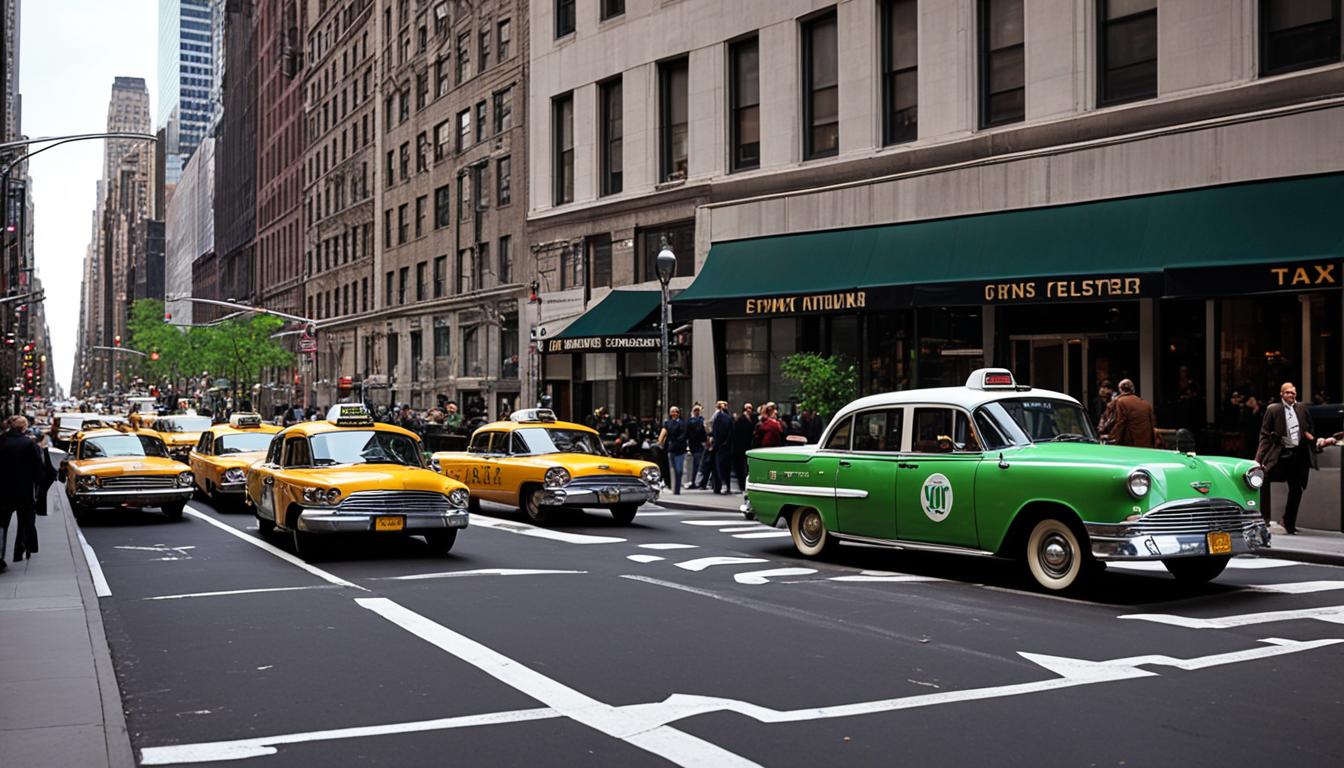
1247;580;1344;594
674;556;769;572
638;543;698;550
1120;605;1344;629
627;554;665;563
470;515;626;544
734;568;818;585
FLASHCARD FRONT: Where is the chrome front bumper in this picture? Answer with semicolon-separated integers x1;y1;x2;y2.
74;487;194;506
215;481;247;495
1085;499;1270;560
542;481;660;508
297;508;470;533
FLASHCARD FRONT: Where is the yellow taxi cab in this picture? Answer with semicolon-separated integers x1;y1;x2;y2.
148;413;214;462
61;426;195;521
187;413;282;508
432;408;661;525
245;403;470;560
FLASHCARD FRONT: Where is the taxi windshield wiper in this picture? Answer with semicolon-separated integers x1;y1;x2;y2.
1043;433;1096;443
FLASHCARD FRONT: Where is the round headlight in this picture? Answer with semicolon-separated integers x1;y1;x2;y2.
640;466;661;486
223;468;246;483
324;488;342;505
544;466;571;489
449;488;470;509
1244;466;1265;490
302;487;320;503
177;472;194;487
77;475;98;490
1126;469;1151;498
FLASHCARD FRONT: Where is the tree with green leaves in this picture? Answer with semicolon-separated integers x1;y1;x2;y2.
780;353;858;421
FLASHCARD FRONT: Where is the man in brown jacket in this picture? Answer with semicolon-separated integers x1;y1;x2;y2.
1256;381;1315;534
1104;379;1158;448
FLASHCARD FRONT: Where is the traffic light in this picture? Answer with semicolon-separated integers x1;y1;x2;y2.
528;280;540;304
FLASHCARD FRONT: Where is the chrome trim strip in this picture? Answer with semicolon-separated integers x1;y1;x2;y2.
745;481;869;499
831;531;996;557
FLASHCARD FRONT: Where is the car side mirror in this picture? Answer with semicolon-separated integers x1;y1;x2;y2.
998;452;1010;470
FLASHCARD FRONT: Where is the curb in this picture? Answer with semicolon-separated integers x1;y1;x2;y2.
60;492;136;768
1258;544;1344;568
653;497;748;515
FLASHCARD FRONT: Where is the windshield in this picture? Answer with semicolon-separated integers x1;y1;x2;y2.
157;416;212;433
217;433;274;454
515;428;608;456
309;430;424;467
976;398;1096;446
81;435;170;459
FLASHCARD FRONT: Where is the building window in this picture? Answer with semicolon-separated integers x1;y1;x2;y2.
461;325;480;377
457;32;472;83
399;88;410;121
436;55;450;97
477;242;490;286
434;184;451;228
802;12;839;159
882;0;918;144
458;172;472;220
479;28;491;70
559;246;582;289
457;109;470;151
588;234;613;289
498;235;512;283
556;0;575;37
553;93;574;204
434;323;450;357
729;37;760;171
416;71;428;110
1098;0;1157;106
658;58;689;181
472;164;487;212
415;195;426;237
434;120;450;159
362;277;369;311
385;270;394;306
599;78;623;195
498;19;511;60
979;0;1025;127
497;156;512;205
399;142;409;179
385;150;394;186
397;204;409;244
493;87;512;133
383;209;392;247
475;100;487;142
457;248;473;293
601;0;625;20
416;261;427;301
636;221;695;282
416;132;428;172
398;266;409;304
434;255;446;298
1260;0;1342;76
410;330;423;374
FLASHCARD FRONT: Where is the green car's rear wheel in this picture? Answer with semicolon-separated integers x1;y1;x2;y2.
1162;556;1229;583
1025;517;1087;591
790;507;835;557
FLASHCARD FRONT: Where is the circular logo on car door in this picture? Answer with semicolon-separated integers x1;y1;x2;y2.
921;474;954;522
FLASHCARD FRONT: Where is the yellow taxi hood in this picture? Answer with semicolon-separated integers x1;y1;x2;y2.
161;431;204;445
73;456;190;475
208;452;266;470
438;452;653;477
285;465;465;492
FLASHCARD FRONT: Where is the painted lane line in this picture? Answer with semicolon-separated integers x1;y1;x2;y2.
382;569;587;581
144;585;340;601
638;543;698;550
1247;580;1344;594
627;554;665;563
732;531;793;539
632;511;690;517
76;529;111;598
356;597;759;767
1120;605;1344;629
470;515;626;544
719;525;770;533
182;508;366;591
140;636;1344;764
1107;557;1301;573
733;568;818;585
680;519;751;527
829;571;944;583
674;556;770;572
139;708;562;764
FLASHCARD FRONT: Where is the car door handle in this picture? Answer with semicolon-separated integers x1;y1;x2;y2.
838;460;852;467
898;462;919;469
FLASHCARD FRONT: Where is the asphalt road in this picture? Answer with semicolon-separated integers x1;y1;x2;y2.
74;492;1344;767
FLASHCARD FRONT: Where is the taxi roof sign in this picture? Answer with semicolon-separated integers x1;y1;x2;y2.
326;403;375;427
509;408;557;423
966;368;1020;390
229;413;263;428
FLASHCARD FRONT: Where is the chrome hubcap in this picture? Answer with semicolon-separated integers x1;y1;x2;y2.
1040;533;1073;578
799;511;823;547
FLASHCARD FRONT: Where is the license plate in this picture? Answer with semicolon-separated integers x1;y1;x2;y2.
1207;531;1232;555
374;516;405;532
598;488;620;504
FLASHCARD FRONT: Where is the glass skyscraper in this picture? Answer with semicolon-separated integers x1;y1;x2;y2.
157;0;216;183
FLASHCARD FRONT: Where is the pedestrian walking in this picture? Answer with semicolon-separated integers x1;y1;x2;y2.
686;403;707;489
753;402;785;448
732;404;755;493
0;415;44;572
710;401;734;494
1256;381;1316;535
657;406;689;494
1101;379;1159;448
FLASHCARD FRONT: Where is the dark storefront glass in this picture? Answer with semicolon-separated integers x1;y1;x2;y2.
999;302;1139;406
1218;294;1303;412
867;311;914;393
916;308;983;388
1159;299;1206;432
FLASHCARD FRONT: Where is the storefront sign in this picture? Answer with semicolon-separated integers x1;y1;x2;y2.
980;275;1149;303
745;290;868;315
1165;258;1343;298
544;336;661;353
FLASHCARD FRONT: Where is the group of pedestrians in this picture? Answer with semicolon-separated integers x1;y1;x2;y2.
652;400;820;495
0;415;56;573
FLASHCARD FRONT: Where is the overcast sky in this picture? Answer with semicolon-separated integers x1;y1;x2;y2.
20;0;157;395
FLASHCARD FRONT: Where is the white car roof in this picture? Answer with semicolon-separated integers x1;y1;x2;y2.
831;385;1080;421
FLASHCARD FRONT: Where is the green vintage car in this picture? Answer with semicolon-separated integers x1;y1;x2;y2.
743;369;1271;591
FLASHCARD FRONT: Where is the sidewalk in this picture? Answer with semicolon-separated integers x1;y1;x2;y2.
659;488;1344;567
0;492;134;768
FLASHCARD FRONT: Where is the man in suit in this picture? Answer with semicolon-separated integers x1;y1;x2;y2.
1104;379;1158;448
1256;381;1316;535
710;401;734;494
731;403;756;494
0;416;44;572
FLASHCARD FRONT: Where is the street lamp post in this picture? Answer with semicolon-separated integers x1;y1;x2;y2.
655;237;678;418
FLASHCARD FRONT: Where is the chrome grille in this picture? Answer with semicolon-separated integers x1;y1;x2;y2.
1134;501;1259;535
566;474;649;489
336;491;451;516
100;475;177;490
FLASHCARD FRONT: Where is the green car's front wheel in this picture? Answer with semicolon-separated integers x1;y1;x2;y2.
1025;517;1087;591
790;507;835;557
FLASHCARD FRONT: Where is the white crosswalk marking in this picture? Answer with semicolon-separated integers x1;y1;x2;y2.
1107;557;1301;573
639;543;699;550
680;519;750;527
829;571;943;584
1120;605;1344;629
1247;581;1344;594
628;555;666;563
733;568;818;585
674;557;769;572
732;531;792;539
719;525;769;533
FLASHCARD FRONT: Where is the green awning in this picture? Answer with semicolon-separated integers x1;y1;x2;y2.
674;174;1344;317
543;290;662;354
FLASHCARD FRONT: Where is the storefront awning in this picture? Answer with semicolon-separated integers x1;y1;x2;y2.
674;173;1344;318
542;290;662;354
